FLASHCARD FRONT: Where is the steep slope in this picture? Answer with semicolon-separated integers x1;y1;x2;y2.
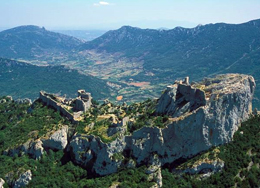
0;25;83;59
0;58;111;100
79;19;260;80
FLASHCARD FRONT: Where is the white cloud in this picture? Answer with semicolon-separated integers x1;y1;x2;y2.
100;2;109;5
93;1;110;6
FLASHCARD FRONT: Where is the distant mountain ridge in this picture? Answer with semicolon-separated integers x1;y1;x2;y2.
0;58;111;100
0;20;260;107
0;25;83;59
79;19;260;73
78;19;260;108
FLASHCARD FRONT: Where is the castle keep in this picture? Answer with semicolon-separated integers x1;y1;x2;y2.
75;90;92;112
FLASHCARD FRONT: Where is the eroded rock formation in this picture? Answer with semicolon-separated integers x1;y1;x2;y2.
3;74;255;187
69;74;255;177
42;125;68;150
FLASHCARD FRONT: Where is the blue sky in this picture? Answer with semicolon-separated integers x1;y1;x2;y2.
1;0;260;30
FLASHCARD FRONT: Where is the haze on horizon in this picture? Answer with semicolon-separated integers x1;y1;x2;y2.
1;0;260;30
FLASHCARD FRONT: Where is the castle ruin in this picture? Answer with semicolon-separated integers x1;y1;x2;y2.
39;90;92;123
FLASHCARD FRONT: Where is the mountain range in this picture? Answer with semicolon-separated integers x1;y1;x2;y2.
1;19;260;188
0;19;260;107
79;19;260;107
79;19;260;81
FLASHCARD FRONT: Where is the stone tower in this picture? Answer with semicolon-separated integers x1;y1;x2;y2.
75;90;92;112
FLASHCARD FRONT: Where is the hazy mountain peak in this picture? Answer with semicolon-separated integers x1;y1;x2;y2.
2;25;46;33
0;25;83;59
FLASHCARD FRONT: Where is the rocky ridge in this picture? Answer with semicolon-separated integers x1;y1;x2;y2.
68;74;255;177
2;73;255;187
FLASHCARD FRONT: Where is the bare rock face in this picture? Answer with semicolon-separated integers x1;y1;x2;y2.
155;74;255;163
42;125;68;150
69;74;255;178
27;139;44;160
156;83;206;117
69;135;126;176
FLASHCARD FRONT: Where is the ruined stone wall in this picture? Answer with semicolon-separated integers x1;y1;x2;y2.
60;106;74;121
39;91;75;122
39;92;60;111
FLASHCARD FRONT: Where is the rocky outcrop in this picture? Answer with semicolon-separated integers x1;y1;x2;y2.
5;170;32;188
4;126;68;159
13;170;32;188
3;139;44;160
146;155;163;188
42;125;68;150
146;166;162;188
156;83;206;117
27;139;45;160
16;98;32;105
69;135;126;176
180;160;224;176
107;117;129;137
69;74;255;178
0;178;5;188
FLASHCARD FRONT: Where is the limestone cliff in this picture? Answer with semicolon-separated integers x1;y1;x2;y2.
69;74;255;176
